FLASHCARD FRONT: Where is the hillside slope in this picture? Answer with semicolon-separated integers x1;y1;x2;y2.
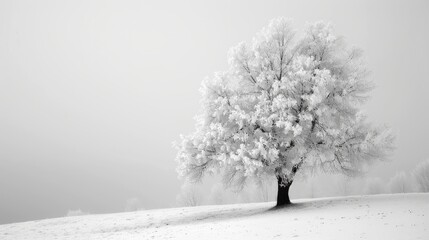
1;193;428;240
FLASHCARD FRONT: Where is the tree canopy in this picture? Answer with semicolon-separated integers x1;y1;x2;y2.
175;18;394;205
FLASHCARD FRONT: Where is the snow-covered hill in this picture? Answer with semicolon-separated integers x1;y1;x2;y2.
1;193;428;240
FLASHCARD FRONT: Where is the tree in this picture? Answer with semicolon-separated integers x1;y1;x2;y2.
364;178;384;195
413;160;429;192
175;18;394;207
208;183;226;205
364;177;387;195
176;182;203;207
334;175;352;196
124;198;143;212
65;209;89;217
388;172;415;194
253;176;275;202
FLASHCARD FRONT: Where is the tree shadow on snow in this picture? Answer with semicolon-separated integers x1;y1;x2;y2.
158;202;314;228
94;199;340;234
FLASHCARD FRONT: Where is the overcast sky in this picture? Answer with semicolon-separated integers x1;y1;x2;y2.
1;0;428;224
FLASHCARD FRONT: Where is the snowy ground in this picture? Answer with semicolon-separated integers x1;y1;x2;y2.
1;193;428;240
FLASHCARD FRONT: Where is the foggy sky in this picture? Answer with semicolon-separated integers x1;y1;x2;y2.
1;0;428;224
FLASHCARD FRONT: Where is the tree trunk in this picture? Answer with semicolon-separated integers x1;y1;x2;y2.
276;176;292;207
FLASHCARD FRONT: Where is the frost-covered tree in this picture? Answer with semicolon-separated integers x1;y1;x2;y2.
388;172;415;194
65;209;89;217
413;160;429;192
208;183;226;205
175;18;394;207
334;175;352;196
124;198;143;212
176;183;203;207
254;177;275;202
364;178;386;195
